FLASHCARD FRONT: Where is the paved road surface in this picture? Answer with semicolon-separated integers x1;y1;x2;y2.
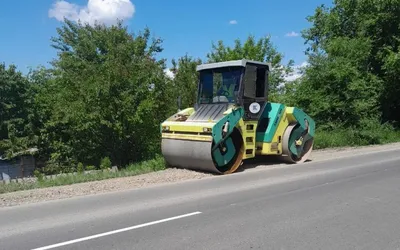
1;148;400;250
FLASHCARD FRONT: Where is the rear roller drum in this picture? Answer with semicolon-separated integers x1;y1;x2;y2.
281;123;314;164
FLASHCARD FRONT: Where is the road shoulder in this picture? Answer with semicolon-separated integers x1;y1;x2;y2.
1;142;399;208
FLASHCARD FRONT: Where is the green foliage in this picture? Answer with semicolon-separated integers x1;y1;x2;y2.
85;165;96;171
126;155;166;172
295;37;383;128
33;169;44;183
314;123;400;149
0;156;166;194
35;20;173;168
0;63;36;158
77;162;84;173
40;152;75;175
100;157;112;170
170;55;202;109
301;0;400;126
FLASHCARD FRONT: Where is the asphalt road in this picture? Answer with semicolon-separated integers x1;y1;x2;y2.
1;148;400;250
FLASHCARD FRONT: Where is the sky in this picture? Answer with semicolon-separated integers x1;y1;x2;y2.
0;0;333;79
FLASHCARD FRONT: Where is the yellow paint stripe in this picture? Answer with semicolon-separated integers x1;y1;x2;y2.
285;107;297;123
161;122;215;133
161;133;213;142
162;121;215;127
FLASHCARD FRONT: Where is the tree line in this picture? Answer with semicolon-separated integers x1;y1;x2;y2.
1;0;399;174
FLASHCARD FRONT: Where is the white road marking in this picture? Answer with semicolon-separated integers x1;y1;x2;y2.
31;211;202;250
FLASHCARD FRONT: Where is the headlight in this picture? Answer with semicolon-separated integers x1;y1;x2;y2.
162;126;170;131
203;127;212;133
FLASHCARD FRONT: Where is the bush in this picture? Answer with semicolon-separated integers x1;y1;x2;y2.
127;155;166;173
86;165;96;171
100;157;112;170
33;169;44;182
314;120;400;149
77;162;84;174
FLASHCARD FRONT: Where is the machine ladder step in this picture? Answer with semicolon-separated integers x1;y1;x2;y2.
243;121;258;159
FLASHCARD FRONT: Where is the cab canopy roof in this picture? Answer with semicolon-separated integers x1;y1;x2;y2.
196;59;271;72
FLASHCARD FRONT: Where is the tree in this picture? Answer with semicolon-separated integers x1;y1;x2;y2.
206;35;294;102
36;19;172;171
169;55;202;109
0;63;36;158
25;66;58;162
302;0;400;126
295;37;383;128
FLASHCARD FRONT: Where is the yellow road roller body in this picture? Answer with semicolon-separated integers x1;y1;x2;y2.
161;59;315;174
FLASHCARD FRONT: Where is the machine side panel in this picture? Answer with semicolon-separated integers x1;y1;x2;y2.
212;107;244;146
256;102;285;143
256;107;290;155
286;107;316;136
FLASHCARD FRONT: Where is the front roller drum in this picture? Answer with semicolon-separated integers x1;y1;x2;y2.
161;130;244;174
161;139;216;173
281;124;314;164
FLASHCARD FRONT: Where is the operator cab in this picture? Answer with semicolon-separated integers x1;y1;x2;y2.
196;59;271;120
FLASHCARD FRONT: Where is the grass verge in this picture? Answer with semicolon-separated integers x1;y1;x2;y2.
0;156;166;194
314;127;400;149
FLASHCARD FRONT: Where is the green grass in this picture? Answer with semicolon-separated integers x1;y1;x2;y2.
314;127;400;149
0;156;167;194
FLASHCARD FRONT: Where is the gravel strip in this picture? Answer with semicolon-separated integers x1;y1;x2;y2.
0;168;212;208
1;143;399;208
310;142;400;162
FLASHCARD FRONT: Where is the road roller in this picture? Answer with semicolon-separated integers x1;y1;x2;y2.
160;59;315;174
